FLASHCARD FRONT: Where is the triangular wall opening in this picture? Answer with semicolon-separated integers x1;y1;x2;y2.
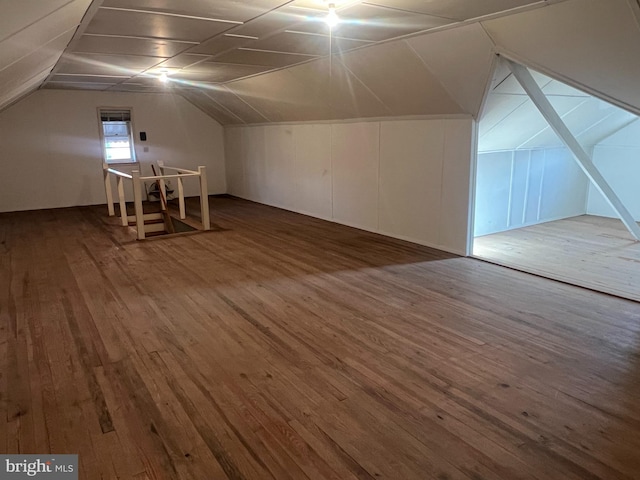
471;58;640;301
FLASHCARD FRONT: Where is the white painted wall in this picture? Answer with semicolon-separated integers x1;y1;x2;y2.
0;89;226;213
225;118;474;255
474;147;589;236
587;120;640;220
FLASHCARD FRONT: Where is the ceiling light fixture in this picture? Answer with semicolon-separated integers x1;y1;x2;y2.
158;72;168;83
325;3;339;28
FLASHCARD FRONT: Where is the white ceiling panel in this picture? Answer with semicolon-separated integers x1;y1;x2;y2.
101;0;289;23
107;82;165;92
338;40;464;115
287;57;392;118
0;68;49;111
482;0;640;114
154;53;209;68
0;1;89;71
207;87;270;123
365;0;544;21
518;96;631;148
0;0;72;41
478;70;637;152
0;30;75;96
492;70;552;95
294;3;454;41
51;74;129;83
542;79;590;97
249;31;371;56
213;49;315;67
227;68;336;122
74;34;193;58
44;81;115;90
55;53;163;75
189;34;255;56
176;62;273;83
406;23;495;116
479;92;529;134
179;88;243;124
227;7;306;38
292;0;363;11
122;74;169;86
86;7;236;42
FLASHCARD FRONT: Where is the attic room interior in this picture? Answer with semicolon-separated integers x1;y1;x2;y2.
1;0;640;479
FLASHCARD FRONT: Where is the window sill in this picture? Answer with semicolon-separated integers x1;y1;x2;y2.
105;161;138;166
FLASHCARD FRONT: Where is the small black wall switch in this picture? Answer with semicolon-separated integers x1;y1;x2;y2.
140;131;147;141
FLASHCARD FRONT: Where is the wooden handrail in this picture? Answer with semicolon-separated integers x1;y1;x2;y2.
157;166;199;175
104;162;210;239
107;168;133;179
139;173;199;181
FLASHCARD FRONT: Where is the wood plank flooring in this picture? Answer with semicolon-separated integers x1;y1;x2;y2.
473;215;640;303
2;197;640;479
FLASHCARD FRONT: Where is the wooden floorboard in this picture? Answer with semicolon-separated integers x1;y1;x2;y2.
473;215;640;303
1;198;640;479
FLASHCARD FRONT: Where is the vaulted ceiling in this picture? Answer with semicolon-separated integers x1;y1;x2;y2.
1;0;559;116
2;0;640;125
479;60;639;152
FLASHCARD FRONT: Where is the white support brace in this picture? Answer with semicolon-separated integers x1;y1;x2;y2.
177;176;185;219
103;163;115;217
507;60;640;241
116;176;128;226
132;170;145;240
198;166;210;231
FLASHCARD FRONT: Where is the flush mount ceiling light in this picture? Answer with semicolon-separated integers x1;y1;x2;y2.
158;72;168;83
325;3;340;28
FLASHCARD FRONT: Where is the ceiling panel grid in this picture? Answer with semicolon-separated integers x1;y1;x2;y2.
1;0;593;123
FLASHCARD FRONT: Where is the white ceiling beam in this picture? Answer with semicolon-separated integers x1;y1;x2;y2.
507;58;640;241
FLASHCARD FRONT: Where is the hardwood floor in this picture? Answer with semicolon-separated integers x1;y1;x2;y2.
473;215;640;303
1;197;640;479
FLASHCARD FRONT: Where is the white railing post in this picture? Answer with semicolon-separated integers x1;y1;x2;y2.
116;176;128;226
198;166;210;231
177;176;186;219
159;177;167;211
132;170;145;240
103;163;115;216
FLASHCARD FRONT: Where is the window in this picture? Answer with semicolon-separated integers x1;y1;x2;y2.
99;109;136;163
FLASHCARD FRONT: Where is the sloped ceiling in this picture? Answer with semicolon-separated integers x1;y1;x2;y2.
0;0;93;110
483;0;640;115
1;0;558;122
478;59;638;152
8;0;639;126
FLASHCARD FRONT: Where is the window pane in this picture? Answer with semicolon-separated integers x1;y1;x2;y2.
99;109;136;163
106;147;133;161
102;121;129;137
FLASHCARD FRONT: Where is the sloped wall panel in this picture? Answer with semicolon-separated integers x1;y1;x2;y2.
0;0;92;112
483;0;640;114
406;23;496;118
0;30;75;110
337;41;464;116
223;35;468;123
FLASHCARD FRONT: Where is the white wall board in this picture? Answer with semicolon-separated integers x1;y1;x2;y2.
0;89;226;212
225;117;474;255
474;147;589;236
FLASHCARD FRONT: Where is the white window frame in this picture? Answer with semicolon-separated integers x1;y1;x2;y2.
98;107;137;165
